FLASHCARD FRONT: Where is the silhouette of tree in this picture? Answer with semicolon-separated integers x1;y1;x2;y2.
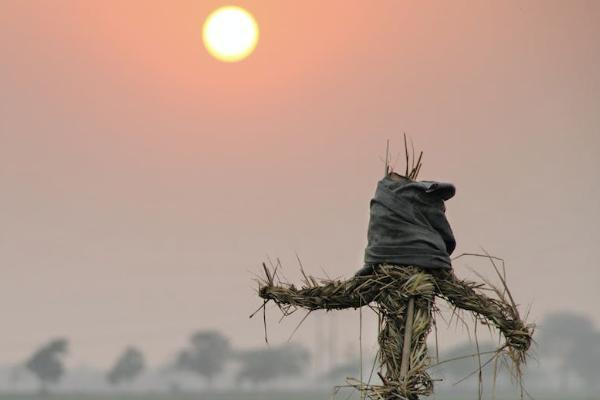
569;331;600;390
324;359;361;383
539;312;594;356
236;343;310;384
433;341;497;382
25;338;68;392
175;330;231;383
107;346;145;386
539;312;600;391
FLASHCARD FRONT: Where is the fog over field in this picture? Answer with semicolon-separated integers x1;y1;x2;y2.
1;311;599;399
1;0;599;399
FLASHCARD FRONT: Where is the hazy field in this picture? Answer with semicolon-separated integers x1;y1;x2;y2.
0;394;328;400
0;392;596;400
0;393;328;400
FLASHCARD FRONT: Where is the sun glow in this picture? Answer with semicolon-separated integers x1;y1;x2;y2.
202;6;259;63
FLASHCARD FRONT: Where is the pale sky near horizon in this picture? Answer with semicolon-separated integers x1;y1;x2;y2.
1;1;599;369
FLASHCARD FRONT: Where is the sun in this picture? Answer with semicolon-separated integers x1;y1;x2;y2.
202;6;259;63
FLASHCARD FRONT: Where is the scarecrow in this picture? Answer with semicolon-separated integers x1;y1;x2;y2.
255;146;533;400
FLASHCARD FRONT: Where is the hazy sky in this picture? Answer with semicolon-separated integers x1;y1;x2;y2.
1;0;599;368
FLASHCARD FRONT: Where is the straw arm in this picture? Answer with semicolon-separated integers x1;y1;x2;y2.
258;278;378;311
258;264;436;312
432;270;532;355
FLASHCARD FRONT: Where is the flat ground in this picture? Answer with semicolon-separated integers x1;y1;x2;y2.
0;392;595;400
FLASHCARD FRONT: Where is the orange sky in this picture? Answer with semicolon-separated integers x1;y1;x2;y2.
1;0;599;368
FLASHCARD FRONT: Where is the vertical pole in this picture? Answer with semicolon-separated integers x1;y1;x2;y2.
400;297;415;379
315;312;322;377
359;307;364;400
384;139;390;176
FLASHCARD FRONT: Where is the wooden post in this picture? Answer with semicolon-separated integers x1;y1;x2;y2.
400;296;415;379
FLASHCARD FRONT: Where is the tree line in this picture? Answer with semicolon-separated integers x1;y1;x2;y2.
21;311;600;393
23;330;310;392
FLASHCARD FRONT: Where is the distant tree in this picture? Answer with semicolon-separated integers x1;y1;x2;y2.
433;341;497;382
107;347;146;386
25;338;68;392
539;312;595;357
324;359;361;383
8;366;24;391
539;312;600;391
236;343;310;384
568;331;600;391
175;330;231;383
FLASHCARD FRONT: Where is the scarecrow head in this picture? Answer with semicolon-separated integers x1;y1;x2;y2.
359;172;456;275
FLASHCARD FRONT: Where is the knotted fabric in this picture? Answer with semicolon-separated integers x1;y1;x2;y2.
361;173;456;272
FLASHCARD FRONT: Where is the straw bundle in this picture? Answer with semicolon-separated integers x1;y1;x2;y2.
257;263;533;400
255;142;532;399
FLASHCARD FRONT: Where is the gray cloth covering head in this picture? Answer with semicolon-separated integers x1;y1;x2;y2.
359;173;456;274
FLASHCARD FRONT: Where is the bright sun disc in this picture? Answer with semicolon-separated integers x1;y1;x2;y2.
202;6;259;62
